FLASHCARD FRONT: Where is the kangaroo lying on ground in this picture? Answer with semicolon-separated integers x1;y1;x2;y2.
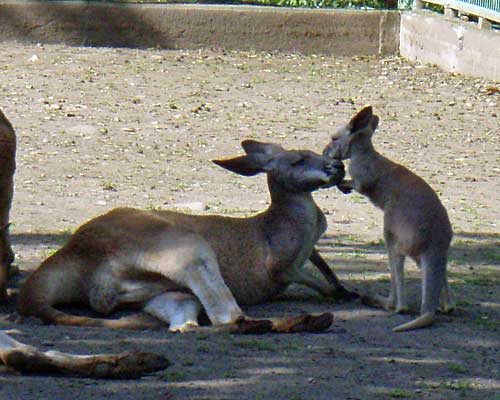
18;140;352;334
0;109;168;378
323;106;455;332
0;109;16;300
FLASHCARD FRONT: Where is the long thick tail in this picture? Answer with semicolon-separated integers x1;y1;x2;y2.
0;331;169;378
20;304;162;330
392;311;436;332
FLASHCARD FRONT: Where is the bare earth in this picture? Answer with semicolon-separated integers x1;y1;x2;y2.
0;42;498;400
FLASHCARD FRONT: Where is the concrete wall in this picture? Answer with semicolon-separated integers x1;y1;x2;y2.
400;10;500;82
0;1;400;55
1;2;498;81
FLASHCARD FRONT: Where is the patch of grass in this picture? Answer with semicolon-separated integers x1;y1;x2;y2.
181;358;195;367
481;249;500;264
283;343;303;352
350;193;367;204
473;315;499;331
388;389;412;398
102;181;117;191
196;343;211;353
447;363;467;374
165;371;187;381
344;250;368;259
45;248;58;257
232;338;275;351
440;379;474;390
449;254;468;266
455;299;473;307
463;275;495;287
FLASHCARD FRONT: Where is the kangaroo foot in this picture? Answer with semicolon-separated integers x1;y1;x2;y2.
271;312;334;333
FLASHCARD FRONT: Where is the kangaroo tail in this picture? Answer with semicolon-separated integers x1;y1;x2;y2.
20;304;161;330
392;311;436;332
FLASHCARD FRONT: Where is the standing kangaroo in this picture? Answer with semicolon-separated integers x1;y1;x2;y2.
0;109;168;378
0;109;16;300
18;140;351;334
323;106;454;332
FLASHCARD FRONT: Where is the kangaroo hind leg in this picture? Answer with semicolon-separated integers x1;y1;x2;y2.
393;251;446;332
143;292;201;332
439;273;455;314
175;245;243;326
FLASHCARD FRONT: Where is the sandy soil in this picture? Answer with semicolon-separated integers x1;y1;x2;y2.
0;42;498;400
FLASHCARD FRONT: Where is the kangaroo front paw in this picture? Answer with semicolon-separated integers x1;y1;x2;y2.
336;180;353;194
271;312;334;333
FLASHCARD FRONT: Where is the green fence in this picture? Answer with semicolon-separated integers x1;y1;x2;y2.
402;0;500;23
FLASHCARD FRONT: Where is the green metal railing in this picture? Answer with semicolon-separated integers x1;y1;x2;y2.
400;0;500;23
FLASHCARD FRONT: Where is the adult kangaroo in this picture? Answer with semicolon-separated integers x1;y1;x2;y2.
18;140;352;334
0;109;168;378
323;106;454;332
0;109;16;300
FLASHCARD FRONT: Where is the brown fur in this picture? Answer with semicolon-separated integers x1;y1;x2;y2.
323;106;454;332
18;141;351;334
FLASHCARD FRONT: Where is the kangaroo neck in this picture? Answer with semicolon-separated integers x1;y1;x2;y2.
349;148;391;210
263;189;324;238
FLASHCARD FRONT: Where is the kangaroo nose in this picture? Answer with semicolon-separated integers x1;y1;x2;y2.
326;159;344;171
332;159;344;169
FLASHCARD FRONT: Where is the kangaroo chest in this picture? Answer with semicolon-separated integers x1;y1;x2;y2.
265;203;325;279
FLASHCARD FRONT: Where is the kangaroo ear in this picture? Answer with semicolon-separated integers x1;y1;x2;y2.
349;106;373;134
241;140;284;156
212;153;272;176
370;114;379;132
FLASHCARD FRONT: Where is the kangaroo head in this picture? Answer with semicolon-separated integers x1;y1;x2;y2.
213;140;345;193
323;106;379;160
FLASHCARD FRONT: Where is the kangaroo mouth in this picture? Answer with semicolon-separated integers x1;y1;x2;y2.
321;171;345;189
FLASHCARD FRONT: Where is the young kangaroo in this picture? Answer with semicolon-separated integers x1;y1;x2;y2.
0;109;16;299
18;141;351;334
323;106;454;332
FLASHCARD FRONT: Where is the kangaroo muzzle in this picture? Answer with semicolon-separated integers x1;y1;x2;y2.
323;158;345;186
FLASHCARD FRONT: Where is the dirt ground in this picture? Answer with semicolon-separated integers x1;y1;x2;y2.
0;42;498;400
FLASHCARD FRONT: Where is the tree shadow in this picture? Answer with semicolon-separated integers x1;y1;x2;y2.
11;232;71;247
318;230;500;268
0;0;174;48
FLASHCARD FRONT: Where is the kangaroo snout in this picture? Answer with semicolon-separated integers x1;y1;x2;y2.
323;158;345;185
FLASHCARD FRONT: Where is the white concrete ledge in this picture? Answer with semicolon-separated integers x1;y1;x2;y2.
400;10;500;82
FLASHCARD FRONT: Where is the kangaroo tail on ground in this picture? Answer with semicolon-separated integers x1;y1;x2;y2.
20;304;162;330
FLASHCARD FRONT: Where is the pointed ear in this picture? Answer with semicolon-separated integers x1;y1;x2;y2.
349;106;373;134
241;140;284;156
370;114;379;132
212;153;272;176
